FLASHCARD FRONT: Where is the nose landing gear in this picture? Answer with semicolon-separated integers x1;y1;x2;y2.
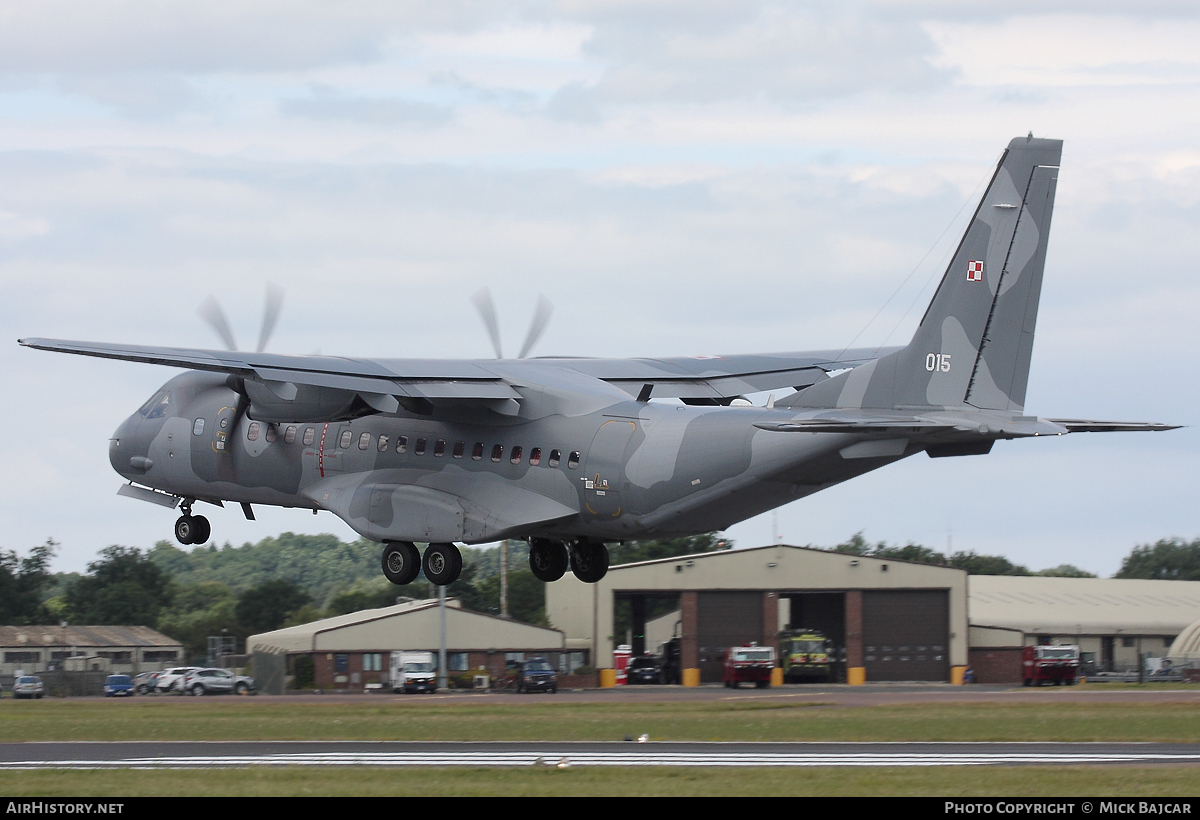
174;501;211;545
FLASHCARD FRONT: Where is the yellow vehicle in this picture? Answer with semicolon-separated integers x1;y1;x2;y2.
779;630;833;683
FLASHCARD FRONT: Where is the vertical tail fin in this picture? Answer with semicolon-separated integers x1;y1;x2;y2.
798;135;1062;412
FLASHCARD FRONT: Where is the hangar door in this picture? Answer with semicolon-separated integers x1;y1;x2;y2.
696;592;763;683
862;590;949;682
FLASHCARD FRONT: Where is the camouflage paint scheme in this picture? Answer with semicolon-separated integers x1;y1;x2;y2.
19;137;1175;584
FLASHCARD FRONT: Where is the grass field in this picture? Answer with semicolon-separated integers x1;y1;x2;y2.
1;695;1197;796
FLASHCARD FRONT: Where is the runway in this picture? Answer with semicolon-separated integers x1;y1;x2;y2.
2;741;1198;768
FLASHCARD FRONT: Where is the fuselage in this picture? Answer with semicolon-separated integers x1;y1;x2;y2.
110;371;912;544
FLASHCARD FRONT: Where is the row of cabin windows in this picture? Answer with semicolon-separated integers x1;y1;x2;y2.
196;419;581;469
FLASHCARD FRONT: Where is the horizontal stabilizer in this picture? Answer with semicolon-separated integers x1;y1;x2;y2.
1047;419;1181;433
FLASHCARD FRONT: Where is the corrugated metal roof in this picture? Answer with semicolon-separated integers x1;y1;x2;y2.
0;625;180;648
969;576;1200;635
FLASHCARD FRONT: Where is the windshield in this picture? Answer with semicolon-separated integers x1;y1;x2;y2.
733;649;773;662
525;661;554;672
1038;647;1078;660
405;663;433;673
107;676;131;684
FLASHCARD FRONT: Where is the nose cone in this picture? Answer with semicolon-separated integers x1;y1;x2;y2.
110;414;151;479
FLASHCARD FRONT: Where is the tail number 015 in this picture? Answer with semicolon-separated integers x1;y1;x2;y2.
925;353;951;373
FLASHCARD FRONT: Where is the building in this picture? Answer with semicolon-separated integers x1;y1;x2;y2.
968;575;1200;682
0;625;183;677
248;597;576;691
547;544;970;683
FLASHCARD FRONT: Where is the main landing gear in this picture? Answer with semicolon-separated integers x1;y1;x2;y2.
528;538;608;584
174;501;211;546
381;541;464;587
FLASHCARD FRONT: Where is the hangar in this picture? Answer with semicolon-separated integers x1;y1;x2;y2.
967;575;1200;682
247;597;573;692
545;544;970;683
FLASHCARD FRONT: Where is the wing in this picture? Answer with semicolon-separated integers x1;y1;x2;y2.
19;337;895;421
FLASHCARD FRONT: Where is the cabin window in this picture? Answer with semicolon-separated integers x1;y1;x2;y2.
510;446;523;465
452;441;464;459
192;418;205;436
529;447;541;466
303;427;315;446
434;439;446;457
491;445;503;463
415;438;426;456
397;436;408;454
339;429;353;449
548;449;561;467
247;422;260;442
358;432;371;450
568;451;580;469
472;442;484;461
284;425;297;444
377;435;389;452
265;425;277;443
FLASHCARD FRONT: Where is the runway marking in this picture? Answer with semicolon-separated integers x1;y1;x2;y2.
4;751;1200;769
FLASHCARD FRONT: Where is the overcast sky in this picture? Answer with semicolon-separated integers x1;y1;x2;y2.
3;1;1197;577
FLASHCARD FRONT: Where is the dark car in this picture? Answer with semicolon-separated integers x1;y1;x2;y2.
103;675;135;697
626;655;663;685
518;658;558;694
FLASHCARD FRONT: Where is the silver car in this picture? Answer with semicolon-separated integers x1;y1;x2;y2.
183;668;256;696
13;676;45;699
155;666;200;693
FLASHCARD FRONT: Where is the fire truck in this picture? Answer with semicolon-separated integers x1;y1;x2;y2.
779;629;834;683
1022;644;1080;686
722;644;776;689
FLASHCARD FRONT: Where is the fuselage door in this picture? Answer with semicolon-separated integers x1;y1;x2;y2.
582;419;636;518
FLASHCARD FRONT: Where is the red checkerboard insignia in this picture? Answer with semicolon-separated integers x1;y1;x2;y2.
966;260;984;281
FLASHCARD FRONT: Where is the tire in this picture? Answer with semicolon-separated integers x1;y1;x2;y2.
569;541;609;584
528;539;569;582
191;515;211;544
423;543;463;586
381;542;421;585
235;683;248;695
174;515;197;545
190;684;205;696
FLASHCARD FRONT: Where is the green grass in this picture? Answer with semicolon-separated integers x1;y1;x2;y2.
0;766;1196;797
1;697;1197;743
1;697;1196;796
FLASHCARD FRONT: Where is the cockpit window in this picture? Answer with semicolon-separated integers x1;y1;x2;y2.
139;390;171;419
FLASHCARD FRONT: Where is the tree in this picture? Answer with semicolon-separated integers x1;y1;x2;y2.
1036;564;1097;578
64;545;172;626
234;579;312;634
1115;538;1200;581
0;540;57;625
946;551;1031;576
608;533;733;566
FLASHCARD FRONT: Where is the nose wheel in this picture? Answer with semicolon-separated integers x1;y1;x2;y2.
174;512;211;545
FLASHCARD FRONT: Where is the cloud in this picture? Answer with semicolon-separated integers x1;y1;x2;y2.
280;86;454;127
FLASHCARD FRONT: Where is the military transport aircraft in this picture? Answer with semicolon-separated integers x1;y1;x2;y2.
19;136;1176;588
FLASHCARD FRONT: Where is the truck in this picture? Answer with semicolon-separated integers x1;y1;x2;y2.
722;644;776;689
778;629;834;683
1022;644;1080;686
390;651;437;694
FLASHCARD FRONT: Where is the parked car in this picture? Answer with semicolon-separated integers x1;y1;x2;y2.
13;676;45;699
103;675;135;697
183;668;256;696
626;655;663;685
517;658;558;694
155;667;200;693
133;671;162;695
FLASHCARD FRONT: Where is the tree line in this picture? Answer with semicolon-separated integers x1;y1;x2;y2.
1;533;1196;663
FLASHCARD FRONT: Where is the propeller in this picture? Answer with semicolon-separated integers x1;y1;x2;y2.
471;288;554;360
199;282;284;354
197;284;285;448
